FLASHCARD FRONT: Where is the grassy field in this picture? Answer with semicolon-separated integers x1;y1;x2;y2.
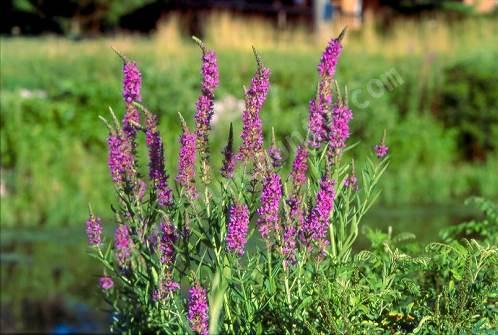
1;14;497;227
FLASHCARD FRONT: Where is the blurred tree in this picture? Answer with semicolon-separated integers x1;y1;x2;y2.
6;0;157;35
437;57;498;161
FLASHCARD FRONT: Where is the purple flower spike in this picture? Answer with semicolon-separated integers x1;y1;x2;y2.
195;47;219;161
226;204;250;256
86;214;102;246
282;225;297;265
188;284;209;335
136;179;147;200
145;112;173;206
268;145;282;169
176;126;198;200
114;225;131;266
290;145;309;188
121;61;142;150
308;31;345;148
221;123;236;179
287;196;304;228
301;178;336;249
375;144;389;158
122;106;140;141
123;61;142;103
99;276;114;290
308;97;327;148
344;175;358;191
107;133;134;184
329;104;353;158
201;50;219;95
318;37;343;78
159;221;177;265
257;172;282;241
152;279;180;302
238;55;271;161
375;130;389;158
284;196;303;264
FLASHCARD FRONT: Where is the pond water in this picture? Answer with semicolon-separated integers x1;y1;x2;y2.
0;206;478;333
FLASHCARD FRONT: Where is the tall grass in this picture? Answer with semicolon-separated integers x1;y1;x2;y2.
155;11;498;57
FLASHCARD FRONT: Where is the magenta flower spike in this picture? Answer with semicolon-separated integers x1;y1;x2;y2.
344;174;358;190
308;29;345;148
86;214;103;246
144;111;173;206
123;61;142;103
375;144;389;158
221;123;236;179
283;195;304;265
267;128;282;169
114;224;131;266
188;284;209;335
122;60;142;141
107;131;134;185
226;204;250;256
238;49;271;162
375;129;389;158
282;225;297;265
328;103;353;158
99;276;114;290
176;122;198;200
308;98;327;148
193;38;219;163
159;221;177;265
152;279;180;302
257;172;282;241
290;145;309;188
301;177;336;250
317;32;344;79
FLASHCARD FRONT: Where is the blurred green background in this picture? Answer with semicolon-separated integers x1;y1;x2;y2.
1;0;498;332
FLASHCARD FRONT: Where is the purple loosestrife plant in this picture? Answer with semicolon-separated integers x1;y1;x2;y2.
87;32;393;334
176;123;198;200
188;284;209;335
226;203;250;256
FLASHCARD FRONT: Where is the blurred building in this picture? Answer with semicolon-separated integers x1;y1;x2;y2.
463;0;496;12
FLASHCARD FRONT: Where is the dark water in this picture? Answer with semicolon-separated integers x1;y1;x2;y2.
0;206;477;333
